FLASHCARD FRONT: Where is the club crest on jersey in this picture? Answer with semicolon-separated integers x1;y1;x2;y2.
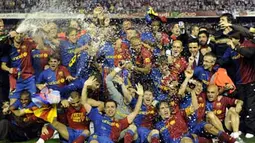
43;53;48;58
58;71;64;76
21;45;27;49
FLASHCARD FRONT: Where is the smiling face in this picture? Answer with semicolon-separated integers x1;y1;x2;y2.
172;24;180;36
105;101;117;117
188;42;200;56
172;40;183;57
20;93;31;108
203;55;215;70
143;90;154;106
159;102;171;120
48;58;60;71
130;38;142;53
123;21;132;32
14;33;24;44
68;29;78;44
198;33;208;46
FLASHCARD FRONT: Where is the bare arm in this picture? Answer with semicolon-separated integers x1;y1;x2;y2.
81;76;98;114
1;62;11;73
178;69;194;97
190;90;199;111
127;83;143;124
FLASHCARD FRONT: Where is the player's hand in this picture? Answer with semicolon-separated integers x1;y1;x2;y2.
66;76;76;82
224;83;234;91
167;55;174;64
113;75;124;85
84;76;97;88
235;105;242;114
41;125;49;135
9;68;14;74
44;65;49;70
61;99;70;108
9;31;18;38
51;39;60;46
188;56;195;65
2;102;10;115
126;63;134;71
185;69;194;79
37;84;47;91
219;21;231;29
227;40;235;50
135;83;144;96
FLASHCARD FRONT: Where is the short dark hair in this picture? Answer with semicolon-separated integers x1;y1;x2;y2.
67;27;77;36
204;52;217;60
191;25;199;31
220;13;234;24
156;100;169;111
198;30;209;38
188;38;199;45
20;90;31;98
48;54;61;62
104;99;118;108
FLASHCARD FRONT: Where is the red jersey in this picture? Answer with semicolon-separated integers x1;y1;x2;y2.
66;105;89;130
169;57;188;81
135;46;153;68
114;39;131;66
197;92;207;122
206;96;236;121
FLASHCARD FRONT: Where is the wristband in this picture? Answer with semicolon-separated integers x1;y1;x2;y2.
114;67;122;73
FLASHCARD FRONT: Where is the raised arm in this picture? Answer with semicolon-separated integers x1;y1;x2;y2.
127;83;144;124
178;69;194;97
81;76;97;113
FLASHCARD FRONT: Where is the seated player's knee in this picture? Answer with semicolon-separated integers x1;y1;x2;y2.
128;124;137;132
181;137;193;143
90;140;99;143
228;107;238;115
150;129;159;136
83;129;90;136
206;111;216;120
204;123;215;133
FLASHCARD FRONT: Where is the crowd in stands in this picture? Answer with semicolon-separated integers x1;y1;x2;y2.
0;5;255;143
0;0;255;13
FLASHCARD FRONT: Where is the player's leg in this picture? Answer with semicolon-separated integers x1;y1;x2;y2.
124;124;137;143
51;119;69;140
225;107;240;138
180;137;193;143
206;111;224;131
147;129;160;143
203;123;236;143
36;125;55;143
72;129;90;143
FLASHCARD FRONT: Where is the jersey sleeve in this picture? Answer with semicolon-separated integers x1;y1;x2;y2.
222;96;236;107
129;97;138;109
142;50;153;66
61;66;71;77
36;71;45;84
87;107;102;121
10;100;21;110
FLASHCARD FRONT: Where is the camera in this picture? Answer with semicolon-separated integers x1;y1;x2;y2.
188;80;196;89
119;61;130;66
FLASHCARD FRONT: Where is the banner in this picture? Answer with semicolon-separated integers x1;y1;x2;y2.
0;11;253;19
